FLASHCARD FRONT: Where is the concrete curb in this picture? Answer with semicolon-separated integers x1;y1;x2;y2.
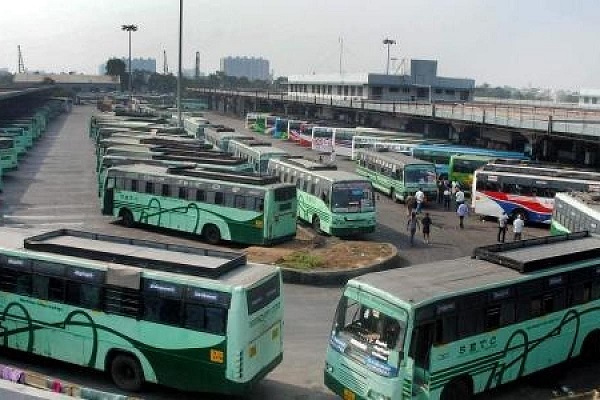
281;243;403;285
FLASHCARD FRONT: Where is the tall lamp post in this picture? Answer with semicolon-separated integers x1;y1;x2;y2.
383;38;396;75
121;24;138;109
177;0;183;127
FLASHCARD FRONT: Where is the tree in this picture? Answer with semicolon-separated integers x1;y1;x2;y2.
105;58;127;91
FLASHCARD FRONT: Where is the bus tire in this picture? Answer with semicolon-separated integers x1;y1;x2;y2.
581;330;600;362
390;188;398;203
440;378;472;400
110;353;144;392
203;224;221;245
120;209;135;228
312;215;321;234
512;209;527;223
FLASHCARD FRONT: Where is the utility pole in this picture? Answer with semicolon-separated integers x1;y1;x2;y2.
163;50;169;74
177;0;183;127
383;38;396;75
195;51;200;80
17;45;25;74
338;37;344;76
121;24;138;109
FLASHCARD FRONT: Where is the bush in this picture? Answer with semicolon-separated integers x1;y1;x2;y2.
279;251;323;270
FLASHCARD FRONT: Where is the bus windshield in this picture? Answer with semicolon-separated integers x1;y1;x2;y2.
405;165;436;185
331;295;406;376
331;182;375;213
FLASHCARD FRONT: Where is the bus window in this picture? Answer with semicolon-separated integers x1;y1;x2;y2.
178;187;187;199
435;315;457;345
32;275;65;302
410;323;434;369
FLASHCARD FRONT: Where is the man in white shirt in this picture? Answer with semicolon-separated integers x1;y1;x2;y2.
497;212;509;242
513;214;525;241
455;189;465;208
415;188;425;214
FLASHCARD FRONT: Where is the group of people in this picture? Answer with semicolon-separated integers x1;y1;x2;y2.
404;180;526;246
497;212;525;242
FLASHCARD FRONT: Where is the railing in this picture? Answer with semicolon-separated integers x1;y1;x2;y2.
192;88;600;137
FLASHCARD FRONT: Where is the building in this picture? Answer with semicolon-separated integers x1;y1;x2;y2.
13;73;120;93
287;59;475;103
98;57;157;75
220;56;270;81
579;89;600;107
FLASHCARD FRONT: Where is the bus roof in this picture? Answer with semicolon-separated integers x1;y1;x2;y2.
0;228;277;288
414;144;527;158
356;149;436;166
350;233;600;307
109;163;285;186
450;154;497;161
270;157;369;183
480;163;600;181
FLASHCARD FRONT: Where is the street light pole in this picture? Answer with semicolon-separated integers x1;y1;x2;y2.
177;0;183;128
383;38;396;75
121;24;138;109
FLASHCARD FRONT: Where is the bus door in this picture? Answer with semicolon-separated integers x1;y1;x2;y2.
409;322;434;392
102;176;115;215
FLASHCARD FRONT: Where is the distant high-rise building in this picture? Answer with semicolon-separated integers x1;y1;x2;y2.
220;56;270;81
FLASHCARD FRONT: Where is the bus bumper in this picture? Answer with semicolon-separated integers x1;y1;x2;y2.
330;225;376;237
324;371;368;400
225;353;284;395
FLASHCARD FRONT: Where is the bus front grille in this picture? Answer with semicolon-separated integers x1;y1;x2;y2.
338;363;366;395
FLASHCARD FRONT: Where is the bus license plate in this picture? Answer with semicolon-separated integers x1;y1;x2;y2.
343;388;355;400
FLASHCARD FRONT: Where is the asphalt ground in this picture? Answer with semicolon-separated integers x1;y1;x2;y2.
0;106;597;399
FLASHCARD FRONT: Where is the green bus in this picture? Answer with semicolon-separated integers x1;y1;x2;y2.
102;164;297;245
448;154;496;191
551;192;600;235
183;116;210;139
0;228;283;394
96;154;254;196
205;127;253;151
325;232;600;400
0;137;18;171
356;149;437;203
268;157;376;236
228;139;289;174
0;127;31;154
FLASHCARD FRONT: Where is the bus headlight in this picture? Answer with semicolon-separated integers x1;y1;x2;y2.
325;362;334;373
249;344;257;358
367;389;390;400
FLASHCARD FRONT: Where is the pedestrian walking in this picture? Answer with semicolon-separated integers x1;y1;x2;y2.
497;212;509;243
455;188;465;209
405;195;416;217
437;180;444;204
407;211;421;246
415;188;425;214
513;214;525;241
421;212;432;244
457;202;469;229
443;186;451;210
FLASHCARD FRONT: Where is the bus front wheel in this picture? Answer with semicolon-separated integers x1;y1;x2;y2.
110;354;144;392
120;209;135;228
440;378;472;400
581;330;600;362
203;224;221;245
390;188;398;203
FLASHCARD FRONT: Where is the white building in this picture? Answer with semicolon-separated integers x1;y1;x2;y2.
287;59;475;103
579;89;600;107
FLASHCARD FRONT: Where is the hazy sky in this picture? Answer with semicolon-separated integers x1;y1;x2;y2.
1;0;598;89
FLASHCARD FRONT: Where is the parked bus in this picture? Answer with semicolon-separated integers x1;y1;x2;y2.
412;144;528;180
472;161;600;223
266;117;289;139
551;192;600;235
0;137;18;171
350;136;442;160
448;154;497;191
268;157;376;236
311;126;336;153
294;123;316;147
102;164;297;245
205;129;253;152
287;120;307;143
356;149;438;203
183;116;210;139
244;112;270;131
0;228;283;394
325;232;600;400
227;139;289;174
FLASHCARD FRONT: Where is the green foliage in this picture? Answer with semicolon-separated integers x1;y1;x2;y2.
106;58;126;77
278;251;323;270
